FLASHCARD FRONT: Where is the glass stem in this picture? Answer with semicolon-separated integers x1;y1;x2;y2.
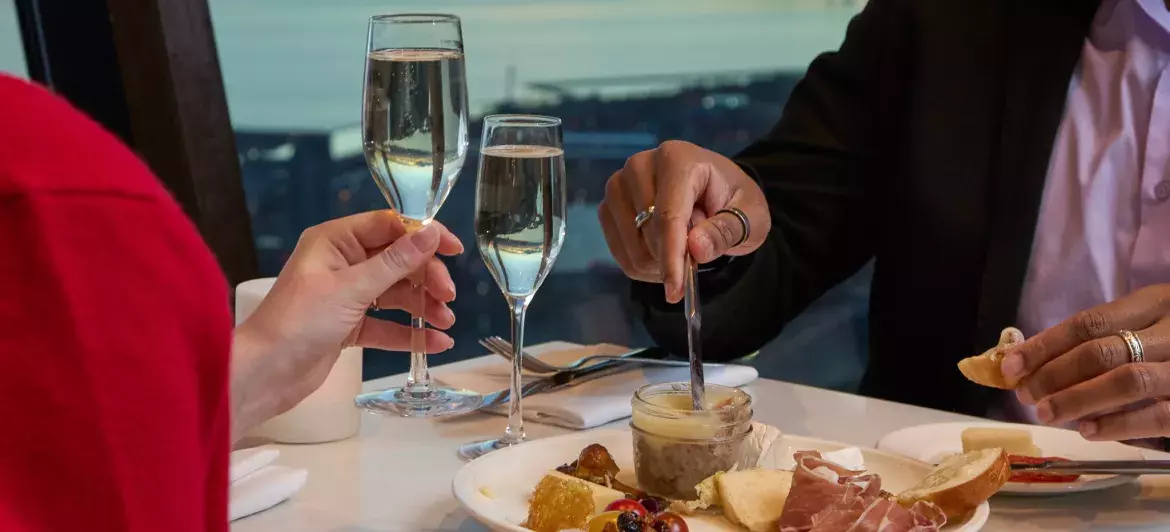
403;250;431;395
502;296;530;445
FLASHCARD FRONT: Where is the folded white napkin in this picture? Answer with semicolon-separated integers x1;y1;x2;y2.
434;341;759;430
229;447;308;521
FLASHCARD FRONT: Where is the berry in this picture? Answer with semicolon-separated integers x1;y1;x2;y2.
652;512;688;532
604;499;649;519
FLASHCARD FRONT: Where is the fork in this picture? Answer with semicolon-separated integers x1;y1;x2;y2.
479;336;699;373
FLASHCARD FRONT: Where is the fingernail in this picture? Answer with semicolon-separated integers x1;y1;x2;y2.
1036;400;1054;424
1016;387;1034;405
664;283;678;304
442;305;455;322
410;224;440;249
1080;420;1098;437
444;336;455;349
1001;351;1024;380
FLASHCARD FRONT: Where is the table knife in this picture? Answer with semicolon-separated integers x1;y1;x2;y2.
1010;460;1170;475
684;250;705;410
478;347;666;409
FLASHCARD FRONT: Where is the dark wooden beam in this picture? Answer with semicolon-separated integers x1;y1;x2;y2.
104;0;259;287
14;0;259;288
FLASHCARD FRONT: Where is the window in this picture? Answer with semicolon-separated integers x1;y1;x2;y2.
0;0;26;78
208;0;869;383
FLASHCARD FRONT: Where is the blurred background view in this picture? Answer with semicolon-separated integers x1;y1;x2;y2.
0;0;872;390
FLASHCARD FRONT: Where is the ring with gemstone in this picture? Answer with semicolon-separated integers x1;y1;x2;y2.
635;205;655;230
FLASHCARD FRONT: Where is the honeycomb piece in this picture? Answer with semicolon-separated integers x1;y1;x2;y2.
524;474;596;532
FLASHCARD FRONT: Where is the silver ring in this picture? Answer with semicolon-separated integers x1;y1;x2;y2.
635;205;655;230
1119;330;1145;363
715;207;751;248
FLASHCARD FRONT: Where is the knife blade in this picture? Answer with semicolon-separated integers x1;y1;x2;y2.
479;347;668;409
684;250;705;410
1010;460;1170;475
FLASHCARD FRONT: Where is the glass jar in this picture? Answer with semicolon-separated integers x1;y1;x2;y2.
630;382;753;500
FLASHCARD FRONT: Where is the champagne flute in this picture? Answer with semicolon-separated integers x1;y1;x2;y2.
458;115;567;460
353;13;481;417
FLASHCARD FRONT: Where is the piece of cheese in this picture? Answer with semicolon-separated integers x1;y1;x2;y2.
715;469;794;532
961;427;1038;456
546;471;625;510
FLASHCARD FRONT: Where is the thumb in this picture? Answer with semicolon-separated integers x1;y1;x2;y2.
688;210;746;263
340;224;441;303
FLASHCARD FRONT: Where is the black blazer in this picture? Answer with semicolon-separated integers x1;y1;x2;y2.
634;0;1104;417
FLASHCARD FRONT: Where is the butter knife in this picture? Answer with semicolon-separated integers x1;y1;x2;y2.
684;250;705;410
1011;460;1170;475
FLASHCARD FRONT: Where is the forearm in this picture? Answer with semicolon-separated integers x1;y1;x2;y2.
230;325;288;442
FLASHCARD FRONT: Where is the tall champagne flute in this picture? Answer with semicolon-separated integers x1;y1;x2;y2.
458;115;567;460
353;13;481;417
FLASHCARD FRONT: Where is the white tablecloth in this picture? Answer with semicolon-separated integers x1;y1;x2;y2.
231;347;1170;532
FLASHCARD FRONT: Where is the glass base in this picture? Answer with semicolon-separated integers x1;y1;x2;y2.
457;436;525;461
355;385;482;418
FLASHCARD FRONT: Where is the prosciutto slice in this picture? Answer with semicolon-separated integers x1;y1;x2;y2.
777;451;946;532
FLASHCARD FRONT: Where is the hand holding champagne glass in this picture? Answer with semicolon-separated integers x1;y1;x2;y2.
354;13;481;417
458;116;567;460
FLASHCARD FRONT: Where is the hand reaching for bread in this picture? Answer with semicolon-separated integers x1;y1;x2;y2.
957;284;1170;441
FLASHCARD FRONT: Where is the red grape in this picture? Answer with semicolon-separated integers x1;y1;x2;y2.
604;499;649;519
652;512;688;532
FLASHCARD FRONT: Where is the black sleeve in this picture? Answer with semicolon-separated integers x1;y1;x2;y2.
632;0;912;361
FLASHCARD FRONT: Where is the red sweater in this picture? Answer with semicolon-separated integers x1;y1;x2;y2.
0;74;230;531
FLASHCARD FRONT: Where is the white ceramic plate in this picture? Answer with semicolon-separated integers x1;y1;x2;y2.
453;428;989;532
876;421;1143;495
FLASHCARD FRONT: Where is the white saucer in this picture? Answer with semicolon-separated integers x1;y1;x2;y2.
876;421;1143;495
453;427;988;532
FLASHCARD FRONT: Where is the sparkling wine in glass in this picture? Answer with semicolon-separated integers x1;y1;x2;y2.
353;13;481;418
458;115;567;460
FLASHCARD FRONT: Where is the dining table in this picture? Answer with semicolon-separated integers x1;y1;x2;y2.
231;350;1170;532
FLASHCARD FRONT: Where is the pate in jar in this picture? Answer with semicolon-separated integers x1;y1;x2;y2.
630;382;753;499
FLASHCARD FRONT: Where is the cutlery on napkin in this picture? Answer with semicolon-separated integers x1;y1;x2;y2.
433;341;758;430
229;447;308;521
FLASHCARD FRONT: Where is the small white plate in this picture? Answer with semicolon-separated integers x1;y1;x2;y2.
453;428;989;532
876;421;1143;495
